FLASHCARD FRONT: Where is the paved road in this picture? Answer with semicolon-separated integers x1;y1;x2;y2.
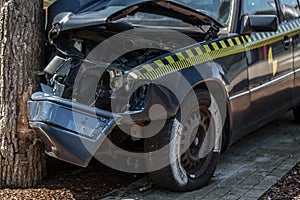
103;114;300;200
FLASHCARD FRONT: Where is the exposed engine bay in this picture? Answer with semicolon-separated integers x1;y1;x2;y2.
43;22;206;112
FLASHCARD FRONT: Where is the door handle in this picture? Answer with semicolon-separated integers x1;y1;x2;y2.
283;36;292;49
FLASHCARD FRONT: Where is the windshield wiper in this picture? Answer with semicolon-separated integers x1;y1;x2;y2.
199;23;220;40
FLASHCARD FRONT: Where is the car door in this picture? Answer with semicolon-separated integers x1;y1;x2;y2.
242;0;294;126
283;0;300;105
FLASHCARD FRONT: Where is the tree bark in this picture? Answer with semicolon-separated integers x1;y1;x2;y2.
0;0;46;187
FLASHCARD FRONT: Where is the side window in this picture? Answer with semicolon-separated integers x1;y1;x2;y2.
243;0;278;15
280;0;300;20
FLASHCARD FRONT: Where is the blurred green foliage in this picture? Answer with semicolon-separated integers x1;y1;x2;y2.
44;0;56;7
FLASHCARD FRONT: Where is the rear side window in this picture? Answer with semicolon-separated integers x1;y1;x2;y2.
280;0;300;20
243;0;278;15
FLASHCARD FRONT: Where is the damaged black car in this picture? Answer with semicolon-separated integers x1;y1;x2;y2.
29;0;300;191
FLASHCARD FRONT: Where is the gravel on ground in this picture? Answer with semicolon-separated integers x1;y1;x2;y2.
260;161;300;200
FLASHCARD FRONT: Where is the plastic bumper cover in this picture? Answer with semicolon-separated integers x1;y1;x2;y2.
28;92;122;167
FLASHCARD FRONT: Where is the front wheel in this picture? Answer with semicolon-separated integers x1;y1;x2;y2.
145;89;223;191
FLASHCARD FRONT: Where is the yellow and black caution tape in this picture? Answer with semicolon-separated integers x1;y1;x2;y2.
129;19;300;80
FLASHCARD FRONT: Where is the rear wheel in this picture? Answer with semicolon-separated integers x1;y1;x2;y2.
145;89;222;191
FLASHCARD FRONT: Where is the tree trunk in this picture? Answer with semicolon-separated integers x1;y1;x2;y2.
0;0;46;187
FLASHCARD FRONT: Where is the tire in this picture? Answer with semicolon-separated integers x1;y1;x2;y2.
293;105;300;124
144;89;223;191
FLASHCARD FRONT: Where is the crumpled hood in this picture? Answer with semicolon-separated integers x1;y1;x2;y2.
48;0;224;33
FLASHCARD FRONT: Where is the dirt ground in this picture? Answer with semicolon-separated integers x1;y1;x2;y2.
0;158;142;200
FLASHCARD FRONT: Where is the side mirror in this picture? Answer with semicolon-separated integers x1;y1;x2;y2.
240;15;278;34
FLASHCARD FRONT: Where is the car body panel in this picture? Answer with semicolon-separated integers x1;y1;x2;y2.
293;32;300;104
247;24;294;126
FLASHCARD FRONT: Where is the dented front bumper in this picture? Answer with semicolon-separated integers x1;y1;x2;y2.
28;92;122;167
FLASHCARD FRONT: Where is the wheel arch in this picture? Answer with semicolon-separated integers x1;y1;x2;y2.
190;79;232;151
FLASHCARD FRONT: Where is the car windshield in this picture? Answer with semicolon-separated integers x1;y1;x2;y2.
176;0;233;25
120;0;233;28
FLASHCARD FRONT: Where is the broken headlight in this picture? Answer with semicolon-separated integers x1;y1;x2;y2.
107;68;150;112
